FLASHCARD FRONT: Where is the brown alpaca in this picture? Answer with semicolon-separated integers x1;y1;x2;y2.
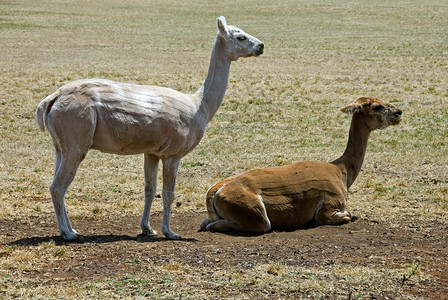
200;97;402;233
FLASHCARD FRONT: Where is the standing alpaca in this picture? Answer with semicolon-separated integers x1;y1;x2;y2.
201;97;402;233
35;16;264;240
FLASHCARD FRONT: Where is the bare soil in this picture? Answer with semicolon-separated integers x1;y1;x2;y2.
1;211;447;299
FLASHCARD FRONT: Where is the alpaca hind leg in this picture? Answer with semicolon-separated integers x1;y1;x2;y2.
140;154;159;236
45;95;95;240
200;185;225;231
205;218;242;232
50;149;85;240
199;218;211;231
161;157;181;239
208;191;271;233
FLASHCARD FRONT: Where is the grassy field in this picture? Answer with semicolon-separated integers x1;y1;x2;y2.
1;0;447;298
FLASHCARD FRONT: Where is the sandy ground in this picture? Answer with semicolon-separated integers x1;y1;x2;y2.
1;211;447;299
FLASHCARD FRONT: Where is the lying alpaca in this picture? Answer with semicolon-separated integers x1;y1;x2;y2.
200;97;402;233
35;17;264;240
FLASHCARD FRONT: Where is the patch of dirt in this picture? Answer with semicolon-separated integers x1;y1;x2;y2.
1;211;447;299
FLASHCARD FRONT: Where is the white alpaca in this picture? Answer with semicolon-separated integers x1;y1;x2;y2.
35;16;264;240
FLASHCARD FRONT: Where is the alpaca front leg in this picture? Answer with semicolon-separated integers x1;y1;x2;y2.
161;157;181;240
332;211;352;224
315;208;352;225
315;196;352;226
140;154;159;236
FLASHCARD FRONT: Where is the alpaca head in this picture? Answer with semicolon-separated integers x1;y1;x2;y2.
341;97;402;130
216;16;264;61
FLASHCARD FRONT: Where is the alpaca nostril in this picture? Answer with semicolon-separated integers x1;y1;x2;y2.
259;42;264;49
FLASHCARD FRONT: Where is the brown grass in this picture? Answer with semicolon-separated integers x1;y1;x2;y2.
1;0;447;298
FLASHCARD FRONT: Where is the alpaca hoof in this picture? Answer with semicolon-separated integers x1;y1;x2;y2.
141;228;157;237
200;218;210;231
62;230;79;241
163;230;181;240
335;211;352;224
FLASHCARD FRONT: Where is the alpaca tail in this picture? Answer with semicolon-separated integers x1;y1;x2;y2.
35;91;60;132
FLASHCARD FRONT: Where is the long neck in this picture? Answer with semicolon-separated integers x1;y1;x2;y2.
194;36;231;122
331;113;371;189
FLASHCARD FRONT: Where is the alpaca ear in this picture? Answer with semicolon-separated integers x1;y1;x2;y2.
217;16;228;37
340;103;362;114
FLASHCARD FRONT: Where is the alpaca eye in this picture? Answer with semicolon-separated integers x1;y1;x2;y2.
372;104;383;111
237;36;246;41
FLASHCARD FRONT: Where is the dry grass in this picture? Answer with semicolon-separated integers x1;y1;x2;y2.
1;0;447;298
